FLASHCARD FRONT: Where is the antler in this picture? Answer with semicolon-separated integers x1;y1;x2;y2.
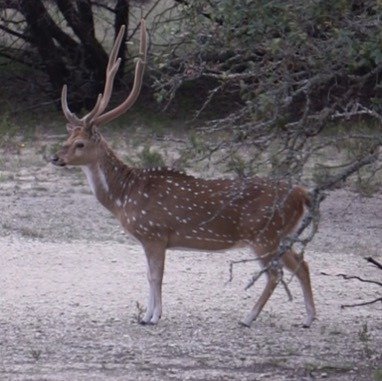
61;20;148;128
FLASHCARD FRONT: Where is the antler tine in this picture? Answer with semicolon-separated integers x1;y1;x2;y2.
139;18;148;58
82;93;103;123
108;25;125;72
82;26;126;124
93;19;148;127
61;85;83;125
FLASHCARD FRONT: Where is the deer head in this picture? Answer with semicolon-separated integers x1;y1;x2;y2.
51;20;147;167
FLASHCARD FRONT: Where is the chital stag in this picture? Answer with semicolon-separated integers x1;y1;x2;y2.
51;20;316;328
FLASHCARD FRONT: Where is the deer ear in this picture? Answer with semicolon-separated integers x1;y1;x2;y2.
90;125;101;142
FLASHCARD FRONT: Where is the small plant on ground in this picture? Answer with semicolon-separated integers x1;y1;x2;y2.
0;112;21;153
226;154;247;177
358;322;373;359
374;369;382;381
30;349;42;361
134;301;145;323
138;145;165;168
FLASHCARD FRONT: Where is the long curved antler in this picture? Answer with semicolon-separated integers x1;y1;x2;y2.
61;19;147;128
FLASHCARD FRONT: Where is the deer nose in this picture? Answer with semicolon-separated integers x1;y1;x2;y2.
51;154;66;166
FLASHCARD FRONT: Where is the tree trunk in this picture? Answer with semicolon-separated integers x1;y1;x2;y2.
114;0;129;82
55;0;110;109
19;0;72;109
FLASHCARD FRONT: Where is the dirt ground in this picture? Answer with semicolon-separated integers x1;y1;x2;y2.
0;137;381;380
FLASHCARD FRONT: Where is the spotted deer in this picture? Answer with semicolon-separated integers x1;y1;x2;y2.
51;20;316;328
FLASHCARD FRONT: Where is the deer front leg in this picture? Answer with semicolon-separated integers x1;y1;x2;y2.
240;265;280;327
140;242;166;325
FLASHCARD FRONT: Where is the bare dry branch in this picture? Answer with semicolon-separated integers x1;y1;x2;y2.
341;298;382;309
365;257;382;270
336;274;382;288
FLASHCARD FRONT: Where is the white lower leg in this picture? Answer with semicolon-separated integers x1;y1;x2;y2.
149;280;162;324
141;245;165;325
296;262;316;328
301;285;316;328
141;285;154;323
241;272;278;327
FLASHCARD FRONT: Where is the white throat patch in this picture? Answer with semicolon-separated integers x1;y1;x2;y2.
81;165;109;195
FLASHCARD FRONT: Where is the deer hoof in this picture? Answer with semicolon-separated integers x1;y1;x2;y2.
302;315;316;328
238;320;251;328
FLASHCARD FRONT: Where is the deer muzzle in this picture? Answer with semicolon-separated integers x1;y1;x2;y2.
50;154;66;167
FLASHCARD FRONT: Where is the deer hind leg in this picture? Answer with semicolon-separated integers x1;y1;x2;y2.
281;249;316;328
140;242;166;325
241;250;281;328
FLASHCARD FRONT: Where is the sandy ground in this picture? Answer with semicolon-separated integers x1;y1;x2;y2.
0;140;381;380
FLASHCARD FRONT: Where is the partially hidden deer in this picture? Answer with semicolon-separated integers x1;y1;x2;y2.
51;20;316;328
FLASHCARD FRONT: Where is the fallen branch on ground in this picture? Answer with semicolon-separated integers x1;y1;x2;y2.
322;257;382;309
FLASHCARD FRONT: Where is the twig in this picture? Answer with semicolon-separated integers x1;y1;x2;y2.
226;257;259;285
316;152;379;192
336;274;382;288
341;298;382;309
322;256;382;310
244;268;268;291
365;256;382;270
281;279;293;301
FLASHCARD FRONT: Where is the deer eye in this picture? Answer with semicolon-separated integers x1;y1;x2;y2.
75;142;85;149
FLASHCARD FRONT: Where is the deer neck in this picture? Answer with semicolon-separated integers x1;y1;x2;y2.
81;143;132;214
